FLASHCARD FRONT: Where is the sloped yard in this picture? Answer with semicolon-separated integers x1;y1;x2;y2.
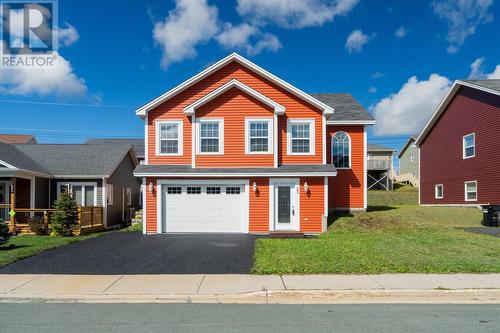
253;187;500;274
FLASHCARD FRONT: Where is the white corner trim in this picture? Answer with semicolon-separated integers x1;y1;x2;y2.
286;118;316;156
191;114;196;168
141;177;147;235
273;113;278;168
145;113;149;164
135;53;334;117
244;117;274;155
184;79;285;115
155;120;184;157
322;114;326;164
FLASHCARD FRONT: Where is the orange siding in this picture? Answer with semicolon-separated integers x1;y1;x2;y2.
300;177;325;233
147;61;323;166
196;88;274;167
249;177;269;233
145;177;157;233
327;125;365;209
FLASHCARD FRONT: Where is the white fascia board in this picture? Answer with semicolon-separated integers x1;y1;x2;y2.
184;79;285;115
52;175;108;179
326;120;376;125
456;80;500;97
134;172;337;177
135;53;334;117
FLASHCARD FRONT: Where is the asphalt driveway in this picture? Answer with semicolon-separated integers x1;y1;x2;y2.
0;232;258;274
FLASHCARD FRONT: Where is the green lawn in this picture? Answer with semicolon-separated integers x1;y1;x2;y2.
253;187;500;274
0;233;103;268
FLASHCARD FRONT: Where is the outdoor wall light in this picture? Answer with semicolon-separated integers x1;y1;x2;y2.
148;182;154;193
304;182;309;193
253;182;257;193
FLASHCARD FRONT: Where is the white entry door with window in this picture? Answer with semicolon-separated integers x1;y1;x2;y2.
160;181;248;233
270;179;300;231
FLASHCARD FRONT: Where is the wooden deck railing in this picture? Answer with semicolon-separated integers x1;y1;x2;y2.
77;206;104;228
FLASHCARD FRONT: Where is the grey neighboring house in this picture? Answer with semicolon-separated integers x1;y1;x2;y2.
367;144;395;190
0;142;140;228
85;138;145;164
397;136;419;186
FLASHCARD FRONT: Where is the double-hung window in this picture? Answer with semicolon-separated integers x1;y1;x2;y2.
198;119;223;154
435;184;443;199
57;182;97;206
246;118;272;154
287;119;315;155
463;133;475;159
157;121;183;156
465;181;477;201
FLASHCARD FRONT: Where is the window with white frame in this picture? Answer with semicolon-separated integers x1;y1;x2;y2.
157;121;182;155
126;188;132;205
332;132;351;168
106;184;113;205
246;118;272;154
288;119;315;155
463;133;475;159
199;119;223;153
57;182;97;206
435;184;443;199
465;181;477;201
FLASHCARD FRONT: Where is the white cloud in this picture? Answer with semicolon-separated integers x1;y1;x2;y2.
372;74;451;136
372;72;386;79
215;23;282;56
0;52;87;97
345;29;370;54
236;0;359;29
467;57;500;79
153;0;219;68
394;26;407;38
368;86;378;94
432;0;494;54
56;23;79;47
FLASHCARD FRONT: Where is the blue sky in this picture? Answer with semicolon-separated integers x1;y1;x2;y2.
0;0;499;163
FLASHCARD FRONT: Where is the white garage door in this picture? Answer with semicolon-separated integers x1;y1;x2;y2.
162;182;247;233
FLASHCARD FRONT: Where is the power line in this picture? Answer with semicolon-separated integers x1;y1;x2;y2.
0;99;137;108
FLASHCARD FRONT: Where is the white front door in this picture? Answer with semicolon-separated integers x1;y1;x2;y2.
161;181;248;233
272;179;299;231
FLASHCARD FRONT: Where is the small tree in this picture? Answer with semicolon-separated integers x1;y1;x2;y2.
50;193;78;236
0;219;11;245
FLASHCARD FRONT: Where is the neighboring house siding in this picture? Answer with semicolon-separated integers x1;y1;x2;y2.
399;145;419;179
420;86;500;205
35;177;49;208
147;61;323;166
327;125;365;210
300;176;325;233
107;152;141;226
49;179;103;207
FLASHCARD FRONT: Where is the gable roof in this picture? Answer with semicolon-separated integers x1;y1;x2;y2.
135;53;334;117
397;136;417;159
0;142;50;176
311;93;375;124
14;144;137;178
0;134;36;144
416;79;500;146
85;138;145;159
367;143;394;153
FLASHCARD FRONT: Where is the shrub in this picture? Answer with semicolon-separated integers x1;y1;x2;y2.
28;216;50;236
0;219;11;245
50;193;78;236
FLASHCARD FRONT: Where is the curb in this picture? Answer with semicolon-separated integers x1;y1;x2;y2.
2;289;500;304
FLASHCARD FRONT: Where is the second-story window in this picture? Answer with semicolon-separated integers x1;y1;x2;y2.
332;132;351;168
463;133;475;159
199;119;223;154
246;118;272;154
287;119;315;155
157;121;183;156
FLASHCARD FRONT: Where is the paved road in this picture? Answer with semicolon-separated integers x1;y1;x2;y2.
0;232;257;274
0;303;499;332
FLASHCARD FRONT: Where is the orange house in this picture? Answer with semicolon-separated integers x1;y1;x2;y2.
134;53;375;235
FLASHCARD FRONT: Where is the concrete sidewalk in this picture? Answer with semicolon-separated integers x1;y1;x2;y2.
2;273;500;304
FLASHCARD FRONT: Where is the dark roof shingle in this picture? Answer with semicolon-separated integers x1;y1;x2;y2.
0;142;49;174
463;80;500;93
310;93;374;122
85;138;144;158
367;143;394;152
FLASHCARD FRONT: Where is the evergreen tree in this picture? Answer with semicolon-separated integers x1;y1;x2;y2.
50;193;78;236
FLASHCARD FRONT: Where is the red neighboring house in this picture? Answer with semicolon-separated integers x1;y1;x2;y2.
134;53;375;235
416;79;500;206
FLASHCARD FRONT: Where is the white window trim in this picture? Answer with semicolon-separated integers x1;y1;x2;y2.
126;187;132;205
331;131;352;169
196;118;224;155
435;184;443;199
156;120;183;156
56;182;98;206
106;184;114;205
464;181;477;202
245;117;273;154
463;133;475;159
287;118;315;156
